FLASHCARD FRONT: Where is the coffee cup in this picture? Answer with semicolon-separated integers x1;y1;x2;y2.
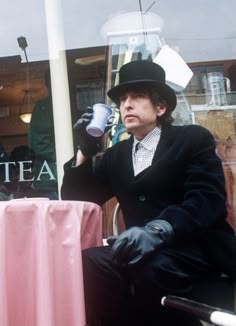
86;103;114;137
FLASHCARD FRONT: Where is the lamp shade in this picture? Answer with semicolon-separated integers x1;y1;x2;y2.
19;112;32;123
19;90;33;123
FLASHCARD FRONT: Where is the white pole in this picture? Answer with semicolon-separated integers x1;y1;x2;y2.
44;0;74;199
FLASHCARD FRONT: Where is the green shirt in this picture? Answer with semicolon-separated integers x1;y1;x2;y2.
28;96;57;192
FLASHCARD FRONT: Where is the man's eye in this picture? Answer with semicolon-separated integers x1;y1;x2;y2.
120;96;127;102
135;93;146;99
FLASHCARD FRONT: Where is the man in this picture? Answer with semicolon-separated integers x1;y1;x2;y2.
28;69;58;199
61;61;236;326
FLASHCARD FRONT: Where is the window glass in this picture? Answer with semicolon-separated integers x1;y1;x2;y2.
0;0;235;210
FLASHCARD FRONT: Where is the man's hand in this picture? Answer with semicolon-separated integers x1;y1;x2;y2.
74;110;113;158
74;112;103;158
107;220;174;266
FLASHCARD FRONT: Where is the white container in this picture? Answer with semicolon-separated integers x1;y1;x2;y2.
86;103;113;137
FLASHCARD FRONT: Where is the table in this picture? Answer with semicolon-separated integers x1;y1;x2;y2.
0;199;103;326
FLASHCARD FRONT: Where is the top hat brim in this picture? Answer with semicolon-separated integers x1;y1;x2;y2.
107;80;177;111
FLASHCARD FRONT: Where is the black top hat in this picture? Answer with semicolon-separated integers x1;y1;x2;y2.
107;60;177;111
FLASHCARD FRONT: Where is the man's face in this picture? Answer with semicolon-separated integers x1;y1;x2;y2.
119;90;166;140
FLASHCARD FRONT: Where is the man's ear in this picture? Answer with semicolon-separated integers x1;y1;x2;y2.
156;106;167;117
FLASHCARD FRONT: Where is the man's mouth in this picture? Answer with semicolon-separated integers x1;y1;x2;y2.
124;114;137;121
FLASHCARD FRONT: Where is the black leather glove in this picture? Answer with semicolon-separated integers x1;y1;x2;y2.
73;112;103;158
107;220;174;266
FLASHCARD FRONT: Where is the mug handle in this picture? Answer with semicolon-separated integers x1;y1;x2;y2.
106;114;116;127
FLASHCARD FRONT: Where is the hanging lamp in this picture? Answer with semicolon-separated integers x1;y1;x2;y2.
17;36;33;123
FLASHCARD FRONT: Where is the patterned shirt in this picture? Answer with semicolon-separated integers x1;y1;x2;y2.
132;126;161;176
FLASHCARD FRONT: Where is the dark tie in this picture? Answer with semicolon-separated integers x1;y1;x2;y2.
135;142;140;153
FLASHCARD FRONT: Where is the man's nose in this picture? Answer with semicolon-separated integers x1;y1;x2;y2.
124;96;133;108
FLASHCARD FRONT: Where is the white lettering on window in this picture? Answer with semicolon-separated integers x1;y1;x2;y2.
18;161;34;182
36;160;56;181
0;162;16;182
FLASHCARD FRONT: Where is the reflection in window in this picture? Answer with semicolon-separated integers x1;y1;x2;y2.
76;81;105;110
185;65;224;95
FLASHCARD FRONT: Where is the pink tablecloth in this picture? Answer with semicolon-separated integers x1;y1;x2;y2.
0;199;103;326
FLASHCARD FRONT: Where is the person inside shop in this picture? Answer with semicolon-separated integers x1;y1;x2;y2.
61;60;236;326
7;145;37;199
28;68;58;199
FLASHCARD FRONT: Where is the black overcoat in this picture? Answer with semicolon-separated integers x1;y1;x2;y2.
61;124;236;279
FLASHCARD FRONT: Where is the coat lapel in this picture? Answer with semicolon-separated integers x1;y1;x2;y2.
153;125;177;161
123;135;135;180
